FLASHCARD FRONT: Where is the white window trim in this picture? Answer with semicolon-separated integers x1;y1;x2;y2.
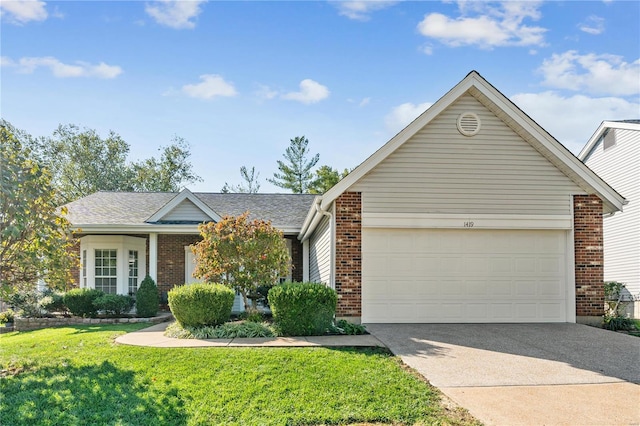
79;236;146;295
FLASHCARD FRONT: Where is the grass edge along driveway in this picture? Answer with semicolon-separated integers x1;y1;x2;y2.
0;323;479;425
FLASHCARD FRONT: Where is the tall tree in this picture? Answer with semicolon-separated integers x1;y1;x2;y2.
0;124;78;298
41;124;134;203
308;165;349;194
268;136;319;193
11;122;202;203
193;212;290;310
221;166;261;193
131;136;202;192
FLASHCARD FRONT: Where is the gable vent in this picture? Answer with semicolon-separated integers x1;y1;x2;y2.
457;112;481;136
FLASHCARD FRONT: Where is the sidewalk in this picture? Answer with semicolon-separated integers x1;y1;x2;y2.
115;321;386;348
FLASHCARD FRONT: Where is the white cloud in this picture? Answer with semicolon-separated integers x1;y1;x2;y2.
359;97;371;107
511;91;640;153
2;56;122;78
579;15;605;35
0;0;47;24
539;51;640;96
181;74;237;99
385;101;432;132
255;84;278;100
332;1;399;21
145;0;205;29
417;1;546;49
282;79;330;104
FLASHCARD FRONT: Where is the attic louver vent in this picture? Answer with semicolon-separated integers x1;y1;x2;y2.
457;112;481;136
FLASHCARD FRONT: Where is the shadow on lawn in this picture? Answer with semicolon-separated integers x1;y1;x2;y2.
0;360;187;425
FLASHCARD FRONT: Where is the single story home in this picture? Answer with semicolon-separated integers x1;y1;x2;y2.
64;71;625;325
578;120;639;317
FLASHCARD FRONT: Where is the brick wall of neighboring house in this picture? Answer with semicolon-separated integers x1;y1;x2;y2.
286;235;304;282
574;194;604;320
156;234;202;299
334;192;362;318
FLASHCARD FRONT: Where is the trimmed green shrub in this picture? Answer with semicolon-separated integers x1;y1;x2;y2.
168;283;235;327
136;275;159;318
268;282;337;336
63;288;104;317
94;294;135;316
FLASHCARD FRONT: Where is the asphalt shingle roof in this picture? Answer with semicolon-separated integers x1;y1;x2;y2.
64;191;317;230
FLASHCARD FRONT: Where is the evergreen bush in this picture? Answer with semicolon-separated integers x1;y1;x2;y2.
136;275;159;318
268;282;337;336
168;283;235;327
63;288;104;317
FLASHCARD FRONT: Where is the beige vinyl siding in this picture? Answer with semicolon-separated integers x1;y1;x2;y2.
583;128;640;299
351;94;585;215
161;199;211;222
309;215;331;284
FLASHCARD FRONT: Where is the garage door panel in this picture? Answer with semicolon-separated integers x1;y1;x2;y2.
539;280;562;296
416;280;441;296
490;257;513;273
540;258;562;273
466;280;489;296
362;229;568;323
463;257;490;274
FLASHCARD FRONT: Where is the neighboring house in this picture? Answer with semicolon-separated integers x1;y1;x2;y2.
64;71;625;325
578;120;639;318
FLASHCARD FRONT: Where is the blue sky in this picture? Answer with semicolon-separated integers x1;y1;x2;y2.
2;1;639;193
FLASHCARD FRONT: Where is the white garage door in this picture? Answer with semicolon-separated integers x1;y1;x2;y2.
362;229;569;323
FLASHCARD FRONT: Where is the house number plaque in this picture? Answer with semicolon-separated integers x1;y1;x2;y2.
464;221;475;228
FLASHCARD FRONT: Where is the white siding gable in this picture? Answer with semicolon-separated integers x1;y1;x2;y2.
160;199;212;222
351;94;586;216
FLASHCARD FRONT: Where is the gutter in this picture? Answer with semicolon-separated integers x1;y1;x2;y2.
300;197;331;242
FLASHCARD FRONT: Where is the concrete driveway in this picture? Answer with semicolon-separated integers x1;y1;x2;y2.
367;323;640;426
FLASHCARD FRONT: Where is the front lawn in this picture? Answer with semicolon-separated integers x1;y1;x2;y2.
0;324;478;425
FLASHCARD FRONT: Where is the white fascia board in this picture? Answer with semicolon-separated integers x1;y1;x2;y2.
362;213;573;230
472;76;626;214
298;196;322;240
72;224;201;234
320;74;477;211
146;188;222;223
323;70;624;214
73;224;303;235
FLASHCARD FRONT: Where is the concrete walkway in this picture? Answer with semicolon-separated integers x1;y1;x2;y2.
115;321;385;348
367;323;640;426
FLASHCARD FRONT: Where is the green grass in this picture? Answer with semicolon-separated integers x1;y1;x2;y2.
0;324;478;425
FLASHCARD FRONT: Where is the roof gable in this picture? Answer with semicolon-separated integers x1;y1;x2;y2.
319;71;625;215
578;120;640;162
146;189;221;223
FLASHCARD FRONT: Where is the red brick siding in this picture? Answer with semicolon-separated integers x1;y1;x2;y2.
286;235;304;282
574;195;604;317
334;192;362;317
157;234;202;298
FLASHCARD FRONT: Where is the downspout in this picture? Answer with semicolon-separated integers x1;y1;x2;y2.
315;199;334;289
